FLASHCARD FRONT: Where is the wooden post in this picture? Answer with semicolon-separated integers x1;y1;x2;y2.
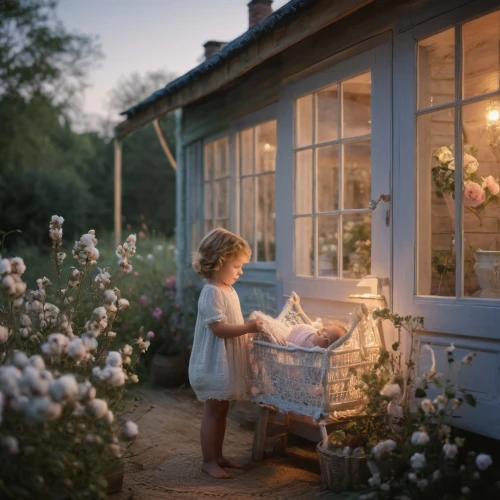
114;138;122;248
252;405;269;462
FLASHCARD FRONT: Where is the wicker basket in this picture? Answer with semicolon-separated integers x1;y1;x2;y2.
316;442;369;491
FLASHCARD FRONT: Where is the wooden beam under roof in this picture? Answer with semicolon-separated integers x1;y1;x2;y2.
115;0;373;139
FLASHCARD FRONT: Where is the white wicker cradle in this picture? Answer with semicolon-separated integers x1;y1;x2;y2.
249;292;383;421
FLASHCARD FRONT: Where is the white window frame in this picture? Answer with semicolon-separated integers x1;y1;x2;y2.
277;41;392;303
184;139;204;264
202;131;233;233
393;0;500;339
231;104;278;270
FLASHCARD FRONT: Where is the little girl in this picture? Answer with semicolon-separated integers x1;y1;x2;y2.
189;228;264;479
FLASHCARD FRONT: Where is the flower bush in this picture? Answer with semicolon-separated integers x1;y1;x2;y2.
433;145;500;220
0;216;150;499
354;309;500;499
111;238;200;382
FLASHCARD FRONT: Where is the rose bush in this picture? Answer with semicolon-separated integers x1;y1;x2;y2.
354;309;500;500
0;216;150;499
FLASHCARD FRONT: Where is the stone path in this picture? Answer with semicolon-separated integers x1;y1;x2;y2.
110;387;348;499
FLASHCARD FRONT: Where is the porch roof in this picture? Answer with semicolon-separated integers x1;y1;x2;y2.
115;0;373;139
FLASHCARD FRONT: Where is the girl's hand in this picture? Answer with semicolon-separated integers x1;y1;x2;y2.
245;319;264;333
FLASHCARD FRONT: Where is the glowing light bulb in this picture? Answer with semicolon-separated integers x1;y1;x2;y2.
264;143;271;151
487;108;500;122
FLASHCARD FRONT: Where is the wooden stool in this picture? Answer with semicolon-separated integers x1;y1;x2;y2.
252;404;290;461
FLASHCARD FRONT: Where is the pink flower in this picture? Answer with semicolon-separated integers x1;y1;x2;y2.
139;295;148;305
133;271;140;277
463;181;485;207
152;307;163;319
483;175;500;196
147;331;154;339
165;276;176;290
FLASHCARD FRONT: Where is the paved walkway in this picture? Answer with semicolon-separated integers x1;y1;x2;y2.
110;387;348;499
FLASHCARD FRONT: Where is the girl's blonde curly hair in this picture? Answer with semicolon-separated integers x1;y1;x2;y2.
192;228;251;279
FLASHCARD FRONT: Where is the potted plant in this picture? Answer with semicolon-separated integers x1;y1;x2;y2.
149;279;200;388
355;309;500;499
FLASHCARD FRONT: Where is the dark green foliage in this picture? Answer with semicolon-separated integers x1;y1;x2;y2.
0;1;177;251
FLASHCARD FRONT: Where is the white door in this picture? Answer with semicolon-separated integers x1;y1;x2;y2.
276;42;392;308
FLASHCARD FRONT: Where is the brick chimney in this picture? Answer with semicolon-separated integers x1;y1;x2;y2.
248;0;273;29
203;40;226;60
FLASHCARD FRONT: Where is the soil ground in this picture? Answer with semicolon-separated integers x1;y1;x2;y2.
110;387;350;500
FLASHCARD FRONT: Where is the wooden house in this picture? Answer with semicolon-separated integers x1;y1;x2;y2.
116;0;500;439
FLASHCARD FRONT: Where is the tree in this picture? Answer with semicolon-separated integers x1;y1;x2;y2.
104;70;178;236
0;0;102;107
0;0;106;248
106;69;177;119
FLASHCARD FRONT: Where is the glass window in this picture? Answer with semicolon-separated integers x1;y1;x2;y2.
204;137;231;232
416;10;500;299
238;120;276;262
294;72;372;279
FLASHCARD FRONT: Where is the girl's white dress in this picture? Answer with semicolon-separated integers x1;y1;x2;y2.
188;284;251;401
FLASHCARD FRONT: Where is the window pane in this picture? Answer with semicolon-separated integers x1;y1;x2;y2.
295;217;313;276
317;84;339;143
214;179;229;218
462;98;500;298
256;121;276;173
463;11;500;99
317;145;339;212
257;174;276;261
416;107;456;297
204;142;214;180
343;139;371;210
204;182;212;219
417;28;455;110
295;150;313;214
240;128;254;176
241;177;254;254
343;213;371;279
295;94;313;148
318;215;338;277
214;137;229;178
342;72;371;138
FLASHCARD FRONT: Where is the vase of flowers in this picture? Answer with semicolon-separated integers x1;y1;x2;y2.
433;145;500;223
473;250;500;297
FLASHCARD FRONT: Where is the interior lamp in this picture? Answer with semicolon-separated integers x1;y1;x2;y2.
486;99;500;159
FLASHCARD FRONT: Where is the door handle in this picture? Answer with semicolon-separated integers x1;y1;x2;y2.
368;194;391;210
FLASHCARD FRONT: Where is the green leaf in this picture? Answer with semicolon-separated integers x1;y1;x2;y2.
392;341;400;351
465;393;477;408
415;388;427;398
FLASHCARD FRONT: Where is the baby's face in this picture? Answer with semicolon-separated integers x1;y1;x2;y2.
322;324;347;345
311;334;330;348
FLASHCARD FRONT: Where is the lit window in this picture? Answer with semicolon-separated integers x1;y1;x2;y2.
239;121;276;262
293;73;372;279
416;10;500;298
203;137;231;232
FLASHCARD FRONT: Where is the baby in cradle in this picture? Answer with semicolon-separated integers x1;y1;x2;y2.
288;322;347;349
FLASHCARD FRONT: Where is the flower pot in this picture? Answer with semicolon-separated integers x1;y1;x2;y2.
151;352;188;388
473;250;500;297
104;460;124;494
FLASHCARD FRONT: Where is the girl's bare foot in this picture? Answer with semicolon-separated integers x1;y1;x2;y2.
201;461;231;479
217;456;245;469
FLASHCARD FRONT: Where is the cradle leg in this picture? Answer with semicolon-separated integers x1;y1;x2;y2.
252;405;269;462
282;412;290;449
